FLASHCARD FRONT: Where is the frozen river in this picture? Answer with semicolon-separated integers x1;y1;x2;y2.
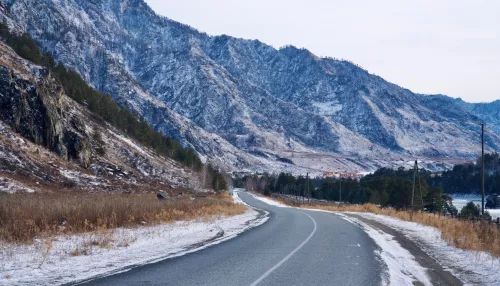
451;194;500;219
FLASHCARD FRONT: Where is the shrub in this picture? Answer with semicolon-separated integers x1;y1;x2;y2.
459;201;480;219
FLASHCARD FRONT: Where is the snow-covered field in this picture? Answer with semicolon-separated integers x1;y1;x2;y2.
250;193;500;285
0;193;268;285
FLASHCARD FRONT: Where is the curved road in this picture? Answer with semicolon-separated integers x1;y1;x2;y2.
81;191;383;285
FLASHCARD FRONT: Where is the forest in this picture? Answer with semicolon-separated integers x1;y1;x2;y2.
239;168;444;212
431;153;500;195
237;153;500;216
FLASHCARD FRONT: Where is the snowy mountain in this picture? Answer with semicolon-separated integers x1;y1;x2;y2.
2;0;498;174
453;98;500;135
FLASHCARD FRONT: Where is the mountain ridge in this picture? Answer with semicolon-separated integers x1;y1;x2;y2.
453;98;500;135
2;0;498;174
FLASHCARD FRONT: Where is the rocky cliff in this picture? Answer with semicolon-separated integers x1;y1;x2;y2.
0;42;92;167
0;41;201;193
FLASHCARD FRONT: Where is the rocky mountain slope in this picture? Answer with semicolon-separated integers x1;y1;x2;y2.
2;0;498;174
0;41;202;193
453;98;500;135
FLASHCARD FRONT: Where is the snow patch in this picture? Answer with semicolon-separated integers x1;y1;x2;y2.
108;130;149;156
339;214;432;286
350;212;500;285
249;192;289;208
312;101;342;116
0;177;35;193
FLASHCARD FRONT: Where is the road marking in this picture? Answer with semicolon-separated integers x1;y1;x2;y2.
249;212;317;286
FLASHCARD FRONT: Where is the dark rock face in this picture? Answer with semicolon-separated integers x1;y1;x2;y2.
0;65;66;155
66;114;92;167
486;194;499;209
2;0;499;172
0;45;91;167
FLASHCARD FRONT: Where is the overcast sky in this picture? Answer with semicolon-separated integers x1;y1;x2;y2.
144;0;499;103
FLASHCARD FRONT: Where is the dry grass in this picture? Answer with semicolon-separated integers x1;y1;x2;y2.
263;194;500;257
0;191;246;243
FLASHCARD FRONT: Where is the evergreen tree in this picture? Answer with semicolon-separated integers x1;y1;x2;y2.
442;194;458;216
459;202;480;219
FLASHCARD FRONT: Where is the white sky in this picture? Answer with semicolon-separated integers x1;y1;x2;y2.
144;0;500;103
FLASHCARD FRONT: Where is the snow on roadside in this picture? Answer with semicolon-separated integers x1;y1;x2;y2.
350;212;500;285
0;195;268;286
232;188;245;204
248;192;289;208
338;214;431;286
250;192;498;285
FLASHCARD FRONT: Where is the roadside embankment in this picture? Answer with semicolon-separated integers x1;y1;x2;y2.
0;191;268;285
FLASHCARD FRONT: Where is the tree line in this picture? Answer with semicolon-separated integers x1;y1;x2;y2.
238;153;500;218
0;21;227;191
241;170;491;217
240;168;445;213
430;153;500;195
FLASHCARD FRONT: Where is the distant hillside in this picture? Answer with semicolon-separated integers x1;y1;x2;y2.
453;98;500;135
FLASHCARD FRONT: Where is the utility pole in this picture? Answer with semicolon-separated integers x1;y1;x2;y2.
300;174;304;205
306;173;310;204
339;178;342;204
482;123;485;218
418;163;423;208
411;160;418;212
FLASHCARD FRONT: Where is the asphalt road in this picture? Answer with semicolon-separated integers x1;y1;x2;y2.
81;191;383;286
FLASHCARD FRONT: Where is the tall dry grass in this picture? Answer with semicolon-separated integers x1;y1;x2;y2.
0;192;246;243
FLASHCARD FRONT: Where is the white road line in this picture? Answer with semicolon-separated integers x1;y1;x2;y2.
249;212;317;286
